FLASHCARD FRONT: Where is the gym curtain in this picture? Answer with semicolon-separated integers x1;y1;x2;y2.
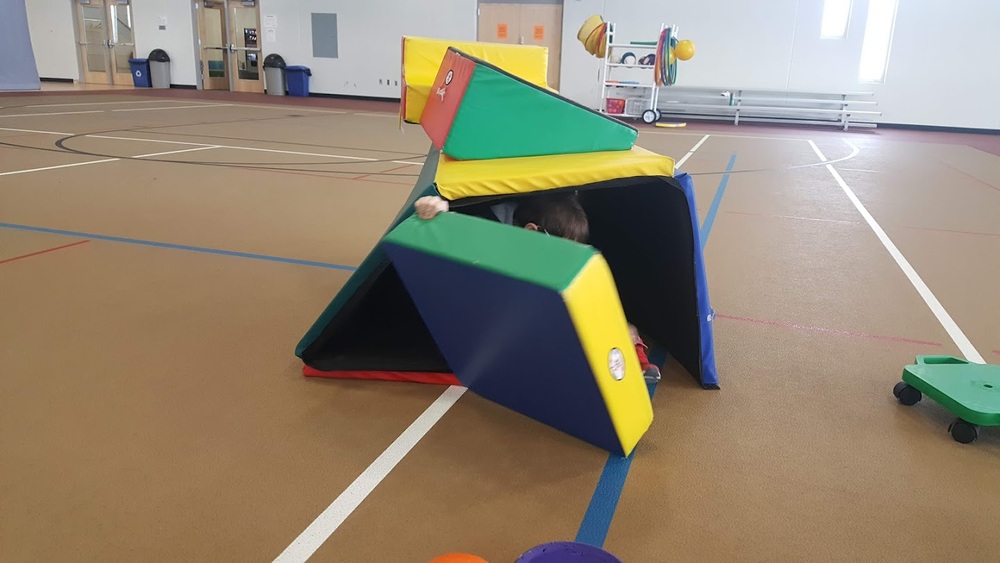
0;0;41;90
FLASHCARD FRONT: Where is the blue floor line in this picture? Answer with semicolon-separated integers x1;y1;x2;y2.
699;152;738;243
0;222;357;272
575;152;738;548
575;380;657;547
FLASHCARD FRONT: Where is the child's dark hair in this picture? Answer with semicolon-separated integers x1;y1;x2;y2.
512;192;589;243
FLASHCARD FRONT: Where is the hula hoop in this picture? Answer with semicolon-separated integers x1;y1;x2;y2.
654;27;679;87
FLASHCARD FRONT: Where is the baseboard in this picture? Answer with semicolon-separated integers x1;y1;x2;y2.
39;77;74;83
170;84;197;89
879;123;1000;135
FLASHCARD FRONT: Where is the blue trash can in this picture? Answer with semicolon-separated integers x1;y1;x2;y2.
129;58;151;88
285;66;312;97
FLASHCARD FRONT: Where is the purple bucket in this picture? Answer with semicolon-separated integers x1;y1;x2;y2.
516;542;622;563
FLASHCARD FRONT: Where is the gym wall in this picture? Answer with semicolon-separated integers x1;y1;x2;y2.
560;0;1000;129
21;0;1000;129
261;0;477;99
25;0;79;82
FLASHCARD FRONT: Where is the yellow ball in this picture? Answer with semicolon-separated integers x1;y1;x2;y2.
675;39;695;61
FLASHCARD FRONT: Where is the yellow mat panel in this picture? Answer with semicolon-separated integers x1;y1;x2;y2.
434;146;675;200
401;36;549;123
563;255;653;456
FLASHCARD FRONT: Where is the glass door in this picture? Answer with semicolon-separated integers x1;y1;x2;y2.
75;0;135;86
197;0;230;90
228;1;263;93
108;0;135;86
76;1;111;84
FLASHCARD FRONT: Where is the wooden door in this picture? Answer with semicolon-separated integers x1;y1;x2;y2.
197;0;229;90
107;0;136;86
76;1;111;84
518;4;562;90
477;3;563;90
228;1;263;93
477;3;520;45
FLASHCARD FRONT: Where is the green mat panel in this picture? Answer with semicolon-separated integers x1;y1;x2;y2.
440;54;638;160
383;211;594;293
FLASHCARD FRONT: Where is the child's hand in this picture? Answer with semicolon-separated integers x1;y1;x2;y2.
414;196;449;219
628;323;641;345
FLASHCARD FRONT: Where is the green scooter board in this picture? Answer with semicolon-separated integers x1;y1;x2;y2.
893;355;1000;444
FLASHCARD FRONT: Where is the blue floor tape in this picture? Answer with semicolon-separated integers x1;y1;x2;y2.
575;153;738;548
0;222;357;272
700;153;738;243
575;380;657;547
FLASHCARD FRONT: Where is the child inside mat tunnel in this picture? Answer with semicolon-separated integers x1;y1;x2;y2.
413;191;661;383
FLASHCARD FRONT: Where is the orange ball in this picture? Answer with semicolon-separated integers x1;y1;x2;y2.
429;554;488;563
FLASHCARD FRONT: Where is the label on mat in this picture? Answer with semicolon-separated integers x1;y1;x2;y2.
608;348;625;381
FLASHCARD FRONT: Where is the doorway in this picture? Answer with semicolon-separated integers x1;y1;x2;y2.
194;0;263;93
477;1;563;90
74;0;136;86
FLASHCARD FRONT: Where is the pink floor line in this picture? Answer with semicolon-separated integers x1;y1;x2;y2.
715;313;943;347
725;210;1000;239
723;210;861;225
0;239;90;265
993;349;1000;356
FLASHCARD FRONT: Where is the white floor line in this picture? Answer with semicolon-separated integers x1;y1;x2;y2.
89;134;210;147
4;126;416;167
273;385;467;563
675;134;710;168
0;110;104;118
132;146;220;159
0;158;119;177
0;104;231;119
225;145;377;161
0;127;71;136
786;140;860;170
0;147;219;177
88;133;377;161
23;100;206;109
808;139;985;364
645;130;812;142
111;104;234;112
351;112;398;118
237;104;348;115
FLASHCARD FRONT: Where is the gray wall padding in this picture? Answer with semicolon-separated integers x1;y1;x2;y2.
0;0;41;90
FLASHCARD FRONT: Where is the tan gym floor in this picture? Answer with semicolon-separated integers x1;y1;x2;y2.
2;89;999;562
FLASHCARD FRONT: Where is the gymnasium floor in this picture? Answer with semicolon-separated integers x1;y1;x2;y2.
1;90;998;562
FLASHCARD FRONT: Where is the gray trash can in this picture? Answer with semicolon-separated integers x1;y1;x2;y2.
263;54;286;96
148;49;171;88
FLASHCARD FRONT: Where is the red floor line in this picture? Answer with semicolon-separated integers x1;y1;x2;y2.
242;166;414;186
896;225;1000;239
715;313;943;347
938;159;1000;194
0;239;91;265
725;210;1000;238
724;210;861;225
993;349;1000;356
352;163;415;181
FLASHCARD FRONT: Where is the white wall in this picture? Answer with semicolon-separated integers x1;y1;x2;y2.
24;0;999;128
24;0;474;93
259;0;476;98
872;0;1000;128
561;0;1000;129
23;0;197;85
132;0;199;86
26;0;79;80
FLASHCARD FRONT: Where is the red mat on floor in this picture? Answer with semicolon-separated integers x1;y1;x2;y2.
303;365;460;386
